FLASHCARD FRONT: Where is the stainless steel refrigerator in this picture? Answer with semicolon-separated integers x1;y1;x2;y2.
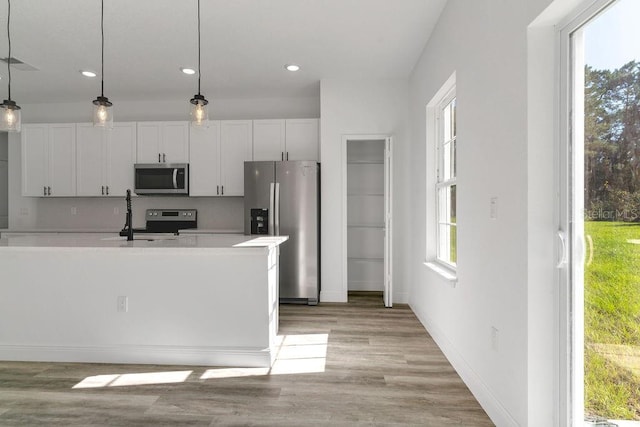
244;161;320;305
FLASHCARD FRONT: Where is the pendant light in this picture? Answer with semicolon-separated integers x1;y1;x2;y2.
92;0;113;129
0;0;21;133
189;0;209;127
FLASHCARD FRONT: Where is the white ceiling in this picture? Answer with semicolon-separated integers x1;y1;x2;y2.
0;0;447;104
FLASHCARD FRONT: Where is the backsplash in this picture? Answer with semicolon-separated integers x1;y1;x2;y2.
26;196;244;231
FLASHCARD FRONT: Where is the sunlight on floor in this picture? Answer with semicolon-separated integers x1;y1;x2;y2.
72;370;193;389
71;333;329;389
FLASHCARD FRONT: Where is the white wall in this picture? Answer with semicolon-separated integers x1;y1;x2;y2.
320;79;409;303
406;0;562;425
7;96;319;231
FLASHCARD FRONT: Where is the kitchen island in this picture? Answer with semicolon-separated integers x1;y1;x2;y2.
0;233;287;367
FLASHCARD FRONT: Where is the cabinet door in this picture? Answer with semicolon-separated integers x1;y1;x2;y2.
106;122;137;196
136;122;162;163
21;124;49;196
220;120;253;196
48;124;77;196
189;121;221;196
76;124;105;196
285;119;319;161
253;119;285;161
162;122;189;163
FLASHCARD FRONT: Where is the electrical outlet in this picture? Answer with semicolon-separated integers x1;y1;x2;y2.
117;296;128;313
490;197;498;219
71;207;77;215
19;207;29;216
491;326;499;351
113;207;120;215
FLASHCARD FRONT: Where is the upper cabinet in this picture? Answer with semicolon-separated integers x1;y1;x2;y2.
252;118;318;161
253;120;285;161
190;120;252;196
285;119;319;161
189;121;221;196
76;122;136;197
22;124;76;197
137;121;189;164
220;120;253;196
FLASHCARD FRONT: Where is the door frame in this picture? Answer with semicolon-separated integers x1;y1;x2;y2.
341;134;393;306
557;1;618;425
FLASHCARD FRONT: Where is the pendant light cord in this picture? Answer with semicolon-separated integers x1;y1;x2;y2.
6;0;11;101
100;0;104;97
197;0;201;96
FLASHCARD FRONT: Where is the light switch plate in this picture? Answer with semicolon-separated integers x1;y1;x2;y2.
490;197;498;219
117;296;128;313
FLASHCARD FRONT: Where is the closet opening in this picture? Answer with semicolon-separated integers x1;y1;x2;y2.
342;136;392;307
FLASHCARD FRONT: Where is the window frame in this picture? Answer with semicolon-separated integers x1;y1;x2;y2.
424;73;457;281
435;91;457;268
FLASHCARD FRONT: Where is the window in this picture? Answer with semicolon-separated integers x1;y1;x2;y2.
436;92;456;267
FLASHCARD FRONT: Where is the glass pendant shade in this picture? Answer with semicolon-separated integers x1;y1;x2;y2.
190;94;209;127
93;96;113;129
0;100;21;132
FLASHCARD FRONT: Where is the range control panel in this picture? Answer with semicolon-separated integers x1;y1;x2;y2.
146;209;197;221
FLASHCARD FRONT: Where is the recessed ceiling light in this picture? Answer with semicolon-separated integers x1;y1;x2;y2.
81;70;97;78
181;68;196;75
285;64;301;72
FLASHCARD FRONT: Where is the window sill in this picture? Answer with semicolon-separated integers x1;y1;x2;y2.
424;261;457;286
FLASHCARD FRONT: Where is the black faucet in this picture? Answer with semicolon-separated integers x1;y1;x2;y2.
119;189;134;241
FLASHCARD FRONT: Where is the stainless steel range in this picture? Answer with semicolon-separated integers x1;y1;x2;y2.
119;189;197;240
144;209;197;233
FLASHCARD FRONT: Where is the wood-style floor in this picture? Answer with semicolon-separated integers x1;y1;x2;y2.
0;292;493;426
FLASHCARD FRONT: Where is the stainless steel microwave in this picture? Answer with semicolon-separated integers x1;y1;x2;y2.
134;163;189;195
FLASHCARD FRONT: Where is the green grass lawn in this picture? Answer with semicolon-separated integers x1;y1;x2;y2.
585;221;640;420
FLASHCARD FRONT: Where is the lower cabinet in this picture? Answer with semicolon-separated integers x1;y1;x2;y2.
189;120;253;196
76;123;137;197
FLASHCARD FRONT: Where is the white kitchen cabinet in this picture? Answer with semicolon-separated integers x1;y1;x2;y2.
251;118;318;161
22;123;76;197
285;119;319;161
253;119;285;161
136;121;189;164
76;122;136;196
220;120;253;196
189;121;221;196
189;120;252;196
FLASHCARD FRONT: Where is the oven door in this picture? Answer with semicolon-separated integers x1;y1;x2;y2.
134;164;189;195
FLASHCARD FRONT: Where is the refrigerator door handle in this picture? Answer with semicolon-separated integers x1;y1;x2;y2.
274;182;280;235
269;182;275;236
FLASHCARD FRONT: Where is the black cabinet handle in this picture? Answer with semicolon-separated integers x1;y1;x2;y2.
101;186;105;195
158;153;161;163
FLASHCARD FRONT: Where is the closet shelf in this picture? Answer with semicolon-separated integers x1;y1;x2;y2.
347;160;384;164
348;224;384;229
347;192;384;196
348;257;384;262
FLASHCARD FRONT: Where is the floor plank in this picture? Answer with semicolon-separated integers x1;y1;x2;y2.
0;292;493;426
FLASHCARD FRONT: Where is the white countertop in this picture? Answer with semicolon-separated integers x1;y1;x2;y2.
0;233;288;250
0;228;243;234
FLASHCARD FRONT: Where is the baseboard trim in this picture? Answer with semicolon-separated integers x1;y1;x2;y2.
0;344;273;367
410;302;519;427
